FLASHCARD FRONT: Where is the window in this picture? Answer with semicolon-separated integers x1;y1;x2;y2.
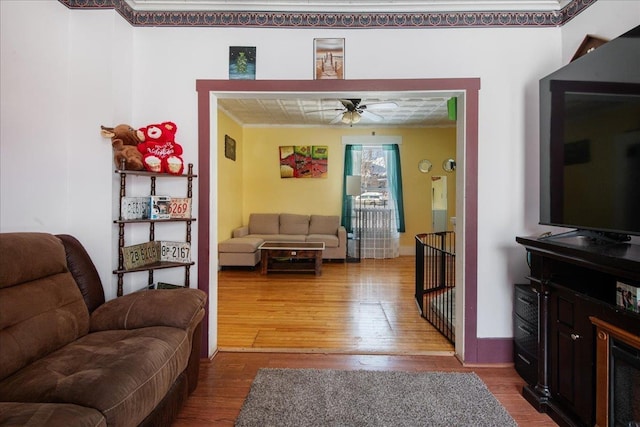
342;144;405;233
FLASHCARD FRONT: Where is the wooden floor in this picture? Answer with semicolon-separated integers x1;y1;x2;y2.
173;256;555;426
174;352;556;426
217;256;454;354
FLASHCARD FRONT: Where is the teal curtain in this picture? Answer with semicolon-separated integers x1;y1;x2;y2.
383;144;406;232
341;145;362;232
341;144;405;233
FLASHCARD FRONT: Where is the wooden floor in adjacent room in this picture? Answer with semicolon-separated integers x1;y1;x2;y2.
173;256;556;426
217;256;454;354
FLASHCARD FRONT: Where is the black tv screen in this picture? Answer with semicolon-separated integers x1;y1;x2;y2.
539;25;640;239
540;80;640;237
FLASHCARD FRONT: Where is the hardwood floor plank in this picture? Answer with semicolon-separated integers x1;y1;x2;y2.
178;256;559;425
218;256;454;353
174;352;557;426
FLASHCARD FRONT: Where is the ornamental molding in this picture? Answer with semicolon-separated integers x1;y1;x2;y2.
58;0;596;28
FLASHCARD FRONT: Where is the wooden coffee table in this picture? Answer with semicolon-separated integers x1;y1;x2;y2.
259;241;325;276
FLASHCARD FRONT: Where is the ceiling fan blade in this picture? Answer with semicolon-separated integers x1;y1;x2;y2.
360;101;398;111
330;113;344;124
361;110;383;122
339;99;359;110
305;108;344;114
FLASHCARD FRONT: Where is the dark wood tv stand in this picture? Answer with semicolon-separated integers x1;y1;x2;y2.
515;235;640;427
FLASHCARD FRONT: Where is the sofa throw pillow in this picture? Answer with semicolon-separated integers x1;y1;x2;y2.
309;215;339;235
248;213;279;235
280;214;310;235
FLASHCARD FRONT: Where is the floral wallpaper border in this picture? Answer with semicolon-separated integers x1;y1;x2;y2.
58;0;596;28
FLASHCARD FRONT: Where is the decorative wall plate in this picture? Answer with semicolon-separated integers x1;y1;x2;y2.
418;159;432;173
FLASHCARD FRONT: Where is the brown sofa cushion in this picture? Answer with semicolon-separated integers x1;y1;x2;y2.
57;234;105;313
0;232;67;289
0;326;192;427
0;272;91;381
0;402;106;427
90;288;206;333
309;215;340;235
248;213;279;235
279;213;309;235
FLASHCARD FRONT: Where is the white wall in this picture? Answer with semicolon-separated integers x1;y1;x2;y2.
0;2;137;301
1;0;638;356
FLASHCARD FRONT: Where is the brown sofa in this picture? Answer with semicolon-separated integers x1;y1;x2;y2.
0;232;207;427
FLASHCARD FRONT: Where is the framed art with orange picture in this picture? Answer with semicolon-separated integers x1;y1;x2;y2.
314;38;344;80
279;145;328;178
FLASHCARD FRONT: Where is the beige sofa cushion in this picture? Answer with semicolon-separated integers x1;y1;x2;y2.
306;234;339;248
309;215;340;235
280;214;310;235
248;213;279;235
218;237;263;253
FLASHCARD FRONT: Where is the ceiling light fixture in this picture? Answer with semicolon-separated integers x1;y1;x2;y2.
341;111;361;125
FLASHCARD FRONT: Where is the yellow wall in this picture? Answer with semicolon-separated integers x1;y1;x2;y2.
400;127;457;247
217;111;456;250
217;110;244;240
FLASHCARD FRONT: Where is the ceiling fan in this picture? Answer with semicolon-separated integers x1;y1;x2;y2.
308;98;398;125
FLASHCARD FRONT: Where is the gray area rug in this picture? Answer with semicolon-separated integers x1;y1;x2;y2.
235;368;517;426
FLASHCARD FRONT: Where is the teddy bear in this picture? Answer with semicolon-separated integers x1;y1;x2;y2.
100;124;145;170
137;121;184;175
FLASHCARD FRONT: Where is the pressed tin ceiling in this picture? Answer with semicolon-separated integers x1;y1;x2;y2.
217;96;456;128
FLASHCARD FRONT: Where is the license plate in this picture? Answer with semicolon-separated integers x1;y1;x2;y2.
160;241;191;263
122;241;160;270
169;197;192;219
120;197;150;220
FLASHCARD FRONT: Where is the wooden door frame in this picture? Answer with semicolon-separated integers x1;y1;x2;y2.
196;79;481;362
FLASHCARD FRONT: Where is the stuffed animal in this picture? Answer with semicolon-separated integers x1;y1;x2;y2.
137;121;184;175
100;124;145;171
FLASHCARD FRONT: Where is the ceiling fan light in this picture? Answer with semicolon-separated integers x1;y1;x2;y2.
341;111;361;124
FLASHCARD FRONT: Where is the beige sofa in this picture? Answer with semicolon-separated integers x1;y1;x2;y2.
218;213;346;267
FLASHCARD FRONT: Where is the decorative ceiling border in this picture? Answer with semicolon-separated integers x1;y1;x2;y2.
58;0;596;28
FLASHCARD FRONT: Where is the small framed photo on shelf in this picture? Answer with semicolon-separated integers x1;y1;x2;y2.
617;281;639;313
229;46;256;80
314;38;344;80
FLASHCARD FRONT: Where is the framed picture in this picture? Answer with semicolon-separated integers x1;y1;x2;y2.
314;38;344;80
571;35;608;62
279;145;328;178
224;135;236;161
229;46;256;80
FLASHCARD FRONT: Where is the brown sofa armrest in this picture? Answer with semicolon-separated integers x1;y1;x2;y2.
90;288;207;332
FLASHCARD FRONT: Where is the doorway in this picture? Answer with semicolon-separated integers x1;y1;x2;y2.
196;79;480;362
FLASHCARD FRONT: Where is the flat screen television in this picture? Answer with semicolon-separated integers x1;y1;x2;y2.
539;26;640;242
